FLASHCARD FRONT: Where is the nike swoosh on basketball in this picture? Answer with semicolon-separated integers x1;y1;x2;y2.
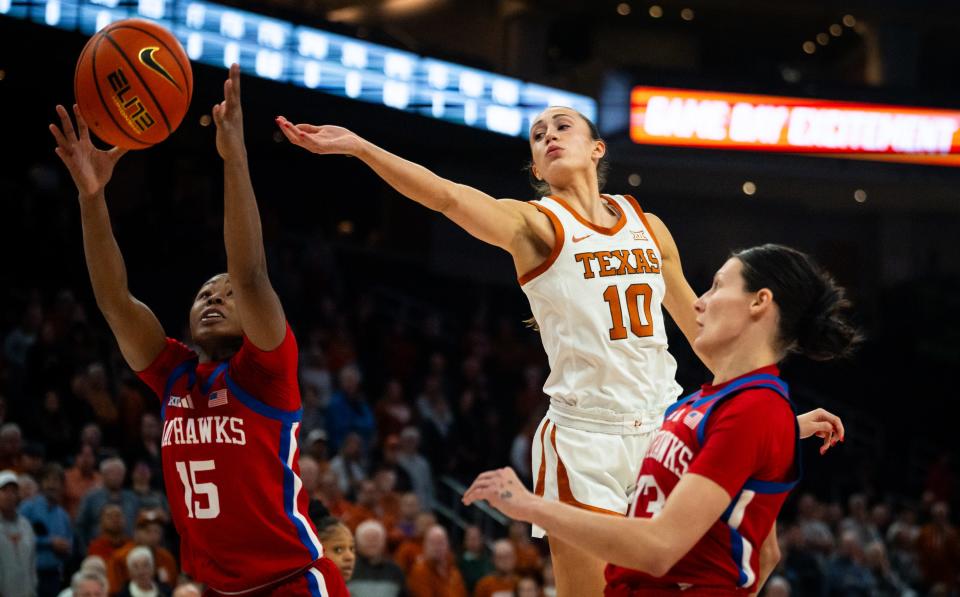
572;233;593;242
138;47;182;91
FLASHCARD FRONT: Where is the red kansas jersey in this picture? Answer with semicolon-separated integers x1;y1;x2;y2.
137;324;326;595
605;366;800;595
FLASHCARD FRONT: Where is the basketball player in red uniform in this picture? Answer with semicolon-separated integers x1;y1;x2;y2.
464;244;861;595
49;64;348;596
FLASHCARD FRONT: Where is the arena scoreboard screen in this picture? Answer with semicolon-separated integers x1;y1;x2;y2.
630;87;960;167
0;0;596;138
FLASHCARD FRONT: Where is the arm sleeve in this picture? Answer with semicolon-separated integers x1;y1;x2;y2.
135;339;197;399
687;389;796;498
229;322;300;410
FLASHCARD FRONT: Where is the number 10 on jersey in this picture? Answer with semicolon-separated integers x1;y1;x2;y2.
603;283;654;340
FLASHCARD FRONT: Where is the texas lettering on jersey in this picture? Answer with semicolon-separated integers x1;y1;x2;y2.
574;248;662;279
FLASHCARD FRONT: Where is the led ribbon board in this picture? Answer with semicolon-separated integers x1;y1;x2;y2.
1;0;596;138
630;87;960;166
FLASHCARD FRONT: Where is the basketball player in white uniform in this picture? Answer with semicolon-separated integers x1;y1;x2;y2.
275;107;844;596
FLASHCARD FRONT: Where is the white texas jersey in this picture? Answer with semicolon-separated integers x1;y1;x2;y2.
519;194;682;419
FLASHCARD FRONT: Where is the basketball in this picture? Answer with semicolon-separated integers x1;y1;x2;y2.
74;18;192;149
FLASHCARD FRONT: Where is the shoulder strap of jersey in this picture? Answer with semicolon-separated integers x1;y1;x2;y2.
697;373;802;495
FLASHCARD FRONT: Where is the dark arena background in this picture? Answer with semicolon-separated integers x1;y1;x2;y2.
1;1;959;596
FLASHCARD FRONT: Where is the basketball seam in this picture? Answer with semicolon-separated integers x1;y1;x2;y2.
89;32;150;148
110;22;192;106
102;30;173;134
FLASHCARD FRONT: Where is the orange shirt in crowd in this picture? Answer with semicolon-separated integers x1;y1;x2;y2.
85;533;128;563
63;468;102;519
511;540;542;574
107;543;178;593
395;539;423;575
407;557;468;597
342;504;378;532
473;573;517;597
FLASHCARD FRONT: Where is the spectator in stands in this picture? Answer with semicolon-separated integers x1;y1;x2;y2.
37;390;72;461
330;431;368;497
507;522;542;575
79;423;109;463
396;511;438;575
128;414;162;489
0;469;36;597
415;376;453;471
375;468;403;526
473;539;518;597
63;443;101;519
407;524;467;597
71;363;120;440
764;575;791;597
116;546;171;597
318;468;354;519
315;517;357;582
887;518;922;589
303;429;331;470
57;556;108;597
20;442;46;481
916;501;960;592
131;460;168;514
17;473;38;502
85;504;128;562
170;583;202;597
514;571;544;597
327;364;375;452
108;509;177;592
397;426;435;509
375;379;415;445
841;494;880;545
343;478;382;532
67;570;109;597
75;457;137;546
387;492;421;550
779;523;825;596
300;455;325;508
457;525;492;594
825;530;876;596
19;463;72;597
349;519;405;597
0;423;24;472
796;493;835;556
864;540;915;596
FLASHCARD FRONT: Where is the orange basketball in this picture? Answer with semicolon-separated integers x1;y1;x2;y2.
74;18;193;149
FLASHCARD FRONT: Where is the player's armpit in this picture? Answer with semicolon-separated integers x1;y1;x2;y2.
642;213;715;373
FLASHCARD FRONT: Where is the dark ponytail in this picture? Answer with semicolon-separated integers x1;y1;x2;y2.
526;109;609;198
734;244;863;361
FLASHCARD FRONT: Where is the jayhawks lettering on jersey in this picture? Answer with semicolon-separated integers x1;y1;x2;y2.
605;366;800;595
520;194;682;418
137;324;324;594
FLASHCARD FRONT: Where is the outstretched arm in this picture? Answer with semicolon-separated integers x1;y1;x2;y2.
463;467;730;577
274;117;544;258
213;64;285;350
50;104;166;371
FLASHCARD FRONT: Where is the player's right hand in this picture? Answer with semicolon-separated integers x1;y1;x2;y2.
275;116;363;156
50;104;126;199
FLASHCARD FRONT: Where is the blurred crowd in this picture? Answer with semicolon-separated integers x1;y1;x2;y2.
2;278;959;597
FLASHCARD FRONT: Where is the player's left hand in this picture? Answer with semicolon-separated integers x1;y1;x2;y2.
463;467;538;521
797;408;844;455
213;63;246;161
